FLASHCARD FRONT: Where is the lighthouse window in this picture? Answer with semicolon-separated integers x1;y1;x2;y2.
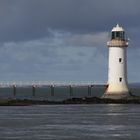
112;32;115;39
116;32;120;38
119;77;122;82
112;31;124;40
122;32;125;40
119;58;122;63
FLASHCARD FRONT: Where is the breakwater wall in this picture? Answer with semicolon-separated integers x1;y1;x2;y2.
0;84;139;101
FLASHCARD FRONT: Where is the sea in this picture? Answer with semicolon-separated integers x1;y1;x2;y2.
0;84;140;139
0;104;140;140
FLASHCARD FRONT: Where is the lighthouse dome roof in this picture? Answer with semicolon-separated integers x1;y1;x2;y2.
112;24;124;32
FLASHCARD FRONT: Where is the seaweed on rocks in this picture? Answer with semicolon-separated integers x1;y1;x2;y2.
1;96;140;106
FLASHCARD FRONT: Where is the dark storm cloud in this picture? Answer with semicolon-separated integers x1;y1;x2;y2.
0;0;140;82
0;0;140;42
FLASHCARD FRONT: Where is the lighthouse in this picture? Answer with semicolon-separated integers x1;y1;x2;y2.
103;24;130;99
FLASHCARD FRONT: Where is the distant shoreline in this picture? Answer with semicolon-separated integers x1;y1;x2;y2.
1;97;140;106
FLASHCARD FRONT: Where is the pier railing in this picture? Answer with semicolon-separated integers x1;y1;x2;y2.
0;81;107;100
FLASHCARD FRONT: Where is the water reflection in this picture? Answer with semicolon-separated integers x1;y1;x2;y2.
0;104;140;139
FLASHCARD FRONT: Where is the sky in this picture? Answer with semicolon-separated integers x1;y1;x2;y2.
0;0;140;83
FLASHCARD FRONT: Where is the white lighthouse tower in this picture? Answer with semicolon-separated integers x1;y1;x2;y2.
103;24;130;99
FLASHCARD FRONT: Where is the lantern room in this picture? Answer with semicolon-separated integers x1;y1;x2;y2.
111;24;125;40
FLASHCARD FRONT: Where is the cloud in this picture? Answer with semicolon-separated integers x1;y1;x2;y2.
0;0;140;42
0;0;140;82
63;32;108;47
0;30;107;82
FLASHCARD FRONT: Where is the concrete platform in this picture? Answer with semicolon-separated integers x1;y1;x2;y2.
102;92;131;99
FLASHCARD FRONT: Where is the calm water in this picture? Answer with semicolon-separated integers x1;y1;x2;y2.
0;104;140;140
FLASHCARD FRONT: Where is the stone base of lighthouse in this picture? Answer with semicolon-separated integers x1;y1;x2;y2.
102;84;131;99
